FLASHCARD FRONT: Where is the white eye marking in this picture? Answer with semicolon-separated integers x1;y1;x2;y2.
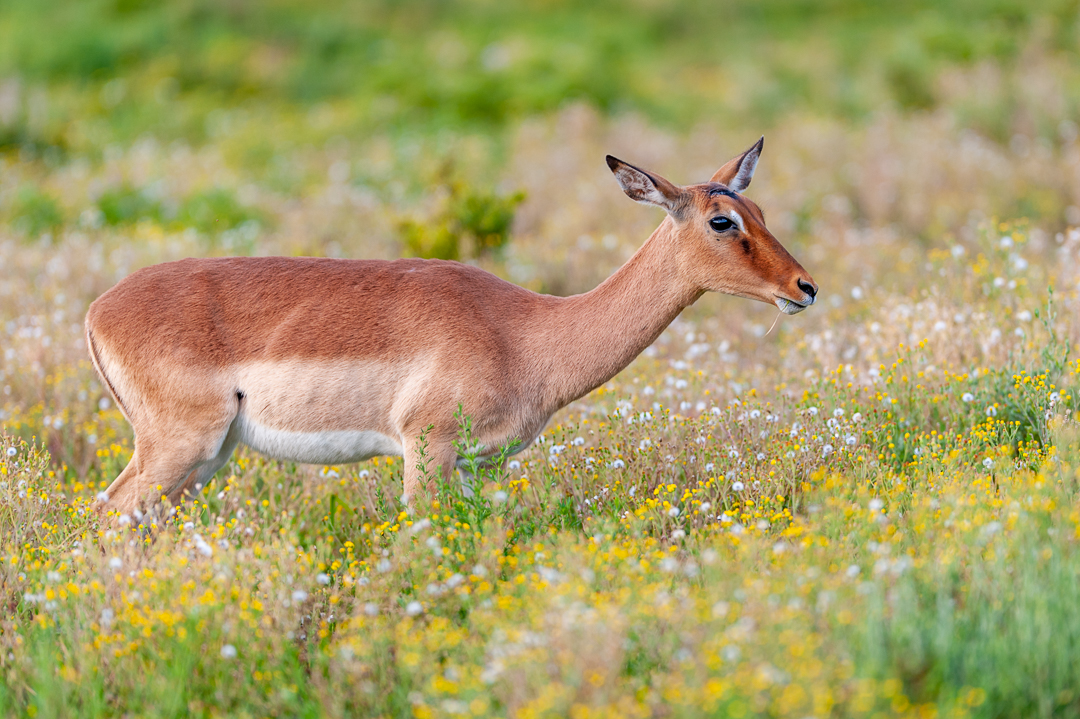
728;210;745;232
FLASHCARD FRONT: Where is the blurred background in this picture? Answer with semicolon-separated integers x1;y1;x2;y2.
2;0;1080;467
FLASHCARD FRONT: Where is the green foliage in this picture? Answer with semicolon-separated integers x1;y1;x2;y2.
95;184;162;226
0;0;1076;151
8;185;64;239
175;187;261;234
400;175;524;261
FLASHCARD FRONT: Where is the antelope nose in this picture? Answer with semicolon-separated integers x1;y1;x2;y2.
797;278;817;299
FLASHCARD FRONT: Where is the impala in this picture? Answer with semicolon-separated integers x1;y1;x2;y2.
86;138;817;516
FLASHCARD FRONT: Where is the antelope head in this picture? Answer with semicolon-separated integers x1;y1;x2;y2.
606;137;818;314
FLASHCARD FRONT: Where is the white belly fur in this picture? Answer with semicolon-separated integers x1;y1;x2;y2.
237;414;402;464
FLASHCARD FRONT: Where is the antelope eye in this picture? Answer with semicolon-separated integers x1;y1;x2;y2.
709;216;735;232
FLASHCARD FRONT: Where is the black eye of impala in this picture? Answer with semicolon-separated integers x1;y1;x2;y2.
709;216;735;232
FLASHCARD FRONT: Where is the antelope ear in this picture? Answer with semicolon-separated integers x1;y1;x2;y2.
710;136;763;192
606;155;688;217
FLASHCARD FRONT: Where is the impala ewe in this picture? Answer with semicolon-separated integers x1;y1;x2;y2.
86;138;817;516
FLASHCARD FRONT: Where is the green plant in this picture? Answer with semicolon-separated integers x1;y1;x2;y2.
400;176;524;261
9;185;63;239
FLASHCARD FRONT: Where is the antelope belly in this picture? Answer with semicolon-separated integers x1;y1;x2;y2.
237;415;402;464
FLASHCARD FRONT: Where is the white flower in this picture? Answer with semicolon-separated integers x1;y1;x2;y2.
5;447;15;457
317;573;331;585
852;413;862;423
108;557;122;570
822;444;834;456
869;498;884;512
96;491;110;503
704;462;714;472
850;286;864;299
667;506;680;517
833;408;844;417
807;407;819;416
731;481;745;492
572;437;585;446
405;601;423;616
846;565;861;578
845;435;858;446
610;459;625;469
292;589;308;603
983;458;994;469
221;644;237;659
962;392;974;403
508;460;521;471
728;449;739;458
986;405;998;417
1016;310;1032;322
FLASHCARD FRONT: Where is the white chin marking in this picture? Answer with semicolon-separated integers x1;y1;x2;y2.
775;298;808;315
237;415;402;464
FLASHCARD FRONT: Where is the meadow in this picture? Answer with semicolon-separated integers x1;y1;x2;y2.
3;0;1080;716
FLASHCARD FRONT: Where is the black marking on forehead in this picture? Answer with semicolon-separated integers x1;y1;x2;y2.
708;186;737;199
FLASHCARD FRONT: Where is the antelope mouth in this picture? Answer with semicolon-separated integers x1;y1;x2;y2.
774;296;811;315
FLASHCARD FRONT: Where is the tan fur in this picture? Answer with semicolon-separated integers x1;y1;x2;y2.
86;141;817;515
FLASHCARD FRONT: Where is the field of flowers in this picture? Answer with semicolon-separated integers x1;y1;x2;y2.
5;1;1080;717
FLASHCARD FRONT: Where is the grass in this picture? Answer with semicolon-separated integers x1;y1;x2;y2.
4;0;1080;716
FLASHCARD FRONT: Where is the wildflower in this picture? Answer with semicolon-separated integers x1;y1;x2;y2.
845;435;858;446
822;444;834;456
668;506;680;517
704;462;714;472
869;498;884;512
363;603;378;616
221;645;237;659
108;557;122;570
493;490;508;503
731;481;745;492
807;407;819;416
850;286;864;299
5;447;15;457
845;565;861;578
405;601;423;616
852;412;862;423
317;573;331;585
962;392;974;402
986;405;998;417
610;459;625;469
983;458;994;469
728;449;739;458
292;589;308;603
508;460;520;470
96;491;110;503
572;436;585;446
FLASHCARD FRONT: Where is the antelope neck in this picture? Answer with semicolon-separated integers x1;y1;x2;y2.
537;218;701;409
